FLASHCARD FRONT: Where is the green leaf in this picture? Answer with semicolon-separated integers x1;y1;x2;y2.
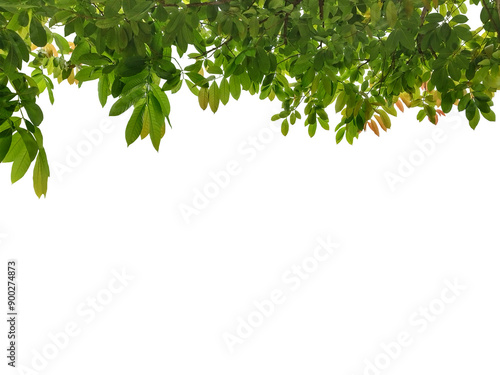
24;103;44;127
451;15;468;23
249;17;259;37
7;30;30;63
0;130;13;162
308;122;317;137
125;102;146;146
121;70;149;95
458;95;471;111
336;127;346;144
256;47;270;74
431;67;448;91
379;110;392;129
441;92;454;113
109;87;145;116
126;1;153;21
118;26;128;49
2;133;23;163
229;75;241;100
397;29;414;50
98;74;109;107
33;148;49;198
70;41;91;63
78;53;111;66
469;107;480;129
281;118;289;136
11;147;31;184
185;80;200;96
17;128;38;161
30;17;48;47
18;10;29;27
198;87;209;110
335;91;346;113
371;3;381;24
115;56;146;77
5;45;21;72
147;94;165;151
150;84;171;118
466;102;477;121
206;65;223;75
53;33;70;54
447;62;461;81
95;17;121;28
104;0;122;17
220;78;230;105
481;109;496;122
318;117;329;130
208;81;220;113
386;1;397;28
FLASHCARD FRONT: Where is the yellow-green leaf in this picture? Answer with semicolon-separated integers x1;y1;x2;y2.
386;1;397;28
335;91;346;113
379;110;392;129
11;147;31;184
371;3;381;24
33;148;49;198
229;75;241;100
220;78;230;105
209;81;220;113
198;87;209;110
281;118;289;136
141;105;150;139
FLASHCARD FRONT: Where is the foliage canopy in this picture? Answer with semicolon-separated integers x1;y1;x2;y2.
1;0;499;196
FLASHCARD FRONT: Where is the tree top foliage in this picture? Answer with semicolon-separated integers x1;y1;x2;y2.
0;0;499;196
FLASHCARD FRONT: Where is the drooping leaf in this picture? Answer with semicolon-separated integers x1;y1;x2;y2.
11;147;32;183
208;81;220;113
229;75;241;100
150;84;171;118
281;118;289;136
33;148;49;198
125;101;146;146
98;74;109;107
220;78;230;105
198;87;209;110
147;94;165;151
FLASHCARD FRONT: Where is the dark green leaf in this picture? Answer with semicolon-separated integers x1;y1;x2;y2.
125;101;146;146
24;103;44;127
30;17;47;47
0;129;13;162
147;94;165;151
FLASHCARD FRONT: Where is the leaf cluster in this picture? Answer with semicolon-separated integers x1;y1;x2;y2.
1;0;499;195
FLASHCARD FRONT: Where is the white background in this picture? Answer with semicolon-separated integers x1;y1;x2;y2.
1;7;500;375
